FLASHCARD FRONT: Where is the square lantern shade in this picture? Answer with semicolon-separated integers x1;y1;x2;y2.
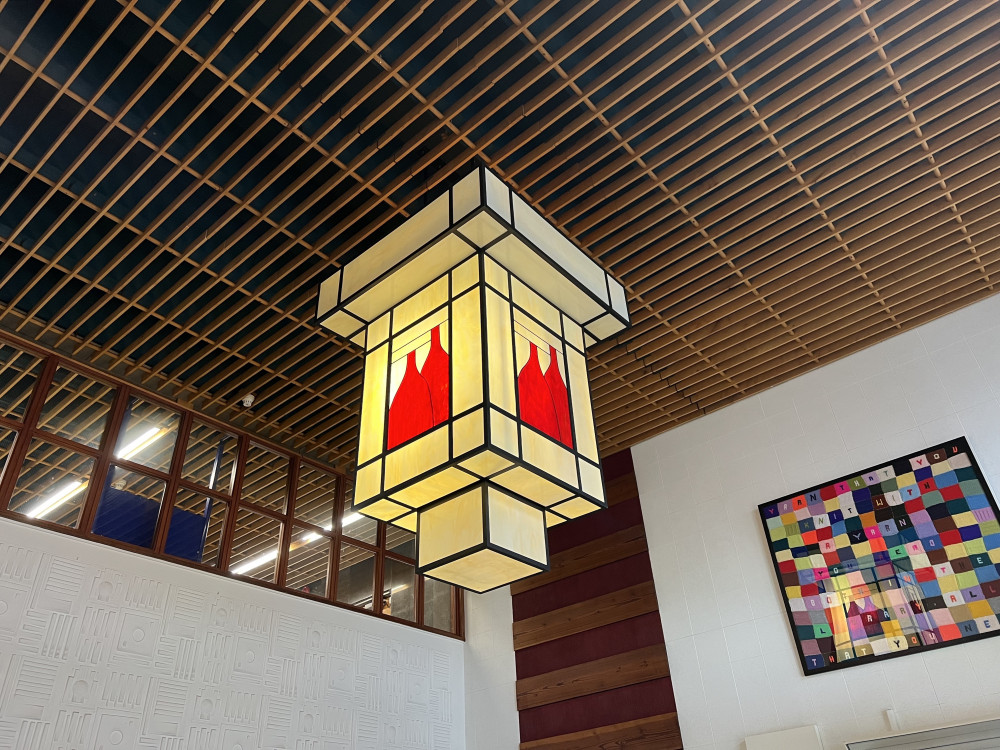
317;166;629;592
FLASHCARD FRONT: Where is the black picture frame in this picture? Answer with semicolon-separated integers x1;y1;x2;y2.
758;436;1000;675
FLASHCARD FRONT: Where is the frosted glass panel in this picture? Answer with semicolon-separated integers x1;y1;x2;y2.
485;289;515;414
358;344;388;464
451;289;483;414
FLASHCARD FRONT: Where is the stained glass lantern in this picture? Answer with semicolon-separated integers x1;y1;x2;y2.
317;166;629;592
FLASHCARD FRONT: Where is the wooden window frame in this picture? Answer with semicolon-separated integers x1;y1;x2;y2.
0;330;463;640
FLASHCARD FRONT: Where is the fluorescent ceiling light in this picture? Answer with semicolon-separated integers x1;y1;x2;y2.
26;480;85;519
28;425;169;520
117;426;169;459
231;524;336;576
230;548;279;576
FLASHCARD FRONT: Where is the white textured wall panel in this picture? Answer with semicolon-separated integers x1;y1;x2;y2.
0;517;464;749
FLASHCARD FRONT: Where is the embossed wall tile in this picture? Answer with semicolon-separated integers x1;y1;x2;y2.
163;588;206;638
0;584;28;640
0;544;40;585
93;710;140;750
2;656;58;719
115;612;160;662
33;558;83;614
0;519;463;749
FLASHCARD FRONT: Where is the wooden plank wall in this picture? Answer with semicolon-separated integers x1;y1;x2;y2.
510;449;683;749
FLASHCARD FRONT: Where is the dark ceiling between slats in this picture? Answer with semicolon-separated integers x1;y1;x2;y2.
2;0;999;470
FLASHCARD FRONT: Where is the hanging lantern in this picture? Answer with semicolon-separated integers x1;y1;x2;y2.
317;166;629;592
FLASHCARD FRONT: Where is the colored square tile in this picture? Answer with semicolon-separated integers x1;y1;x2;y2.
949;453;972;470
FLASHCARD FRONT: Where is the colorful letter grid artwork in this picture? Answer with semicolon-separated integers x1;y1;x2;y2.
759;437;1000;674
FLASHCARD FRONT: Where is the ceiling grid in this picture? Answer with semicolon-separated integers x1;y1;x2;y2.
1;0;998;468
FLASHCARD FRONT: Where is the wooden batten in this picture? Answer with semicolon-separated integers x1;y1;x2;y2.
0;1;995;466
518;713;683;750
516;644;670;710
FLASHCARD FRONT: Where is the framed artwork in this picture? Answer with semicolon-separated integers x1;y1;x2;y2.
759;437;1000;674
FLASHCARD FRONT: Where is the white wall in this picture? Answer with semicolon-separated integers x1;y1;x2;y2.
632;293;1000;750
0;517;464;749
463;587;519;750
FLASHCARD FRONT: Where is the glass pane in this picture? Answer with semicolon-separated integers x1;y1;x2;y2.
240;444;288;512
0;427;16;484
166;488;227;567
423;576;454;632
92;466;165;549
386;526;415;558
286;526;330;597
229;507;282;583
0;344;43;421
295;463;338;530
342;483;378;544
37;367;115;448
181;421;236;494
115;397;180;473
383;558;416;622
336;543;375;610
9;438;95;527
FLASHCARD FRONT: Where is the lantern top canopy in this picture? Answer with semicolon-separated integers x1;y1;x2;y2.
316;166;629;345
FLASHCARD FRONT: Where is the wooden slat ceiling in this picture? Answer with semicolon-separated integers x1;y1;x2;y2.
2;0;999;469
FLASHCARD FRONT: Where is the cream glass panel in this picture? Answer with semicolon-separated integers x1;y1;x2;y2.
511;194;608;303
567;348;598;462
426;550;538;593
546;511;566;527
520;426;577;487
390;466;477;508
513;310;560;351
351;330;366;347
512;277;560;336
451;255;480;295
341;192;449;299
452;409;484;457
358;344;389;464
489;410;519;457
485;289;516;414
393;276;448;334
384;426;448;490
487;488;546;565
492;466;571;506
551;496;601;519
452;169;482;220
579;458;605;504
460;212;506;248
585;312;627;340
419;488;484;567
562;315;584;352
368;313;390;350
460;450;513;477
317;269;340;319
452;289;483;413
392;512;418;532
609;277;629;320
390;308;448;359
488;236;603;324
484;169;511;223
354;459;382;504
346;233;473;322
321;309;362;338
359;498;409;521
484;255;509;297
